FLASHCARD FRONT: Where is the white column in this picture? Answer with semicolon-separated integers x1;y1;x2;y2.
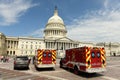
66;43;68;49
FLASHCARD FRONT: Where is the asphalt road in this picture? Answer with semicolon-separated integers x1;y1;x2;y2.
0;57;120;80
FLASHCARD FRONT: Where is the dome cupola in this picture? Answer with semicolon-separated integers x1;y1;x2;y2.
47;7;64;24
44;7;67;39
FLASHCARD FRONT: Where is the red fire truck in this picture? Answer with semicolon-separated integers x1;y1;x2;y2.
60;46;106;74
34;49;56;69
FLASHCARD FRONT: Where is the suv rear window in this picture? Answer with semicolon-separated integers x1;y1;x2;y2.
16;56;28;60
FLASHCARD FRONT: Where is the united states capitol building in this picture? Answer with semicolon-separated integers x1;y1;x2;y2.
0;7;120;57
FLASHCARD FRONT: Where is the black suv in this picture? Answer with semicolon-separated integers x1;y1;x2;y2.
14;56;30;69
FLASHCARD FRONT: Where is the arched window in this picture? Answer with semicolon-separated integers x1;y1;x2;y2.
13;51;15;55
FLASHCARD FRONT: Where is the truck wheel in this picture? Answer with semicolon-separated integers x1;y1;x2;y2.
14;67;16;70
60;63;63;68
74;67;79;75
35;65;38;70
60;61;63;68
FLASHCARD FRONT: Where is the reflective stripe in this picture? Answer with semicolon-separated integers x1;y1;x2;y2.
52;50;56;64
100;48;106;68
86;48;91;68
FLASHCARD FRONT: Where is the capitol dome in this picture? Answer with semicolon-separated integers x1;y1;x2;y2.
44;7;67;39
47;11;64;24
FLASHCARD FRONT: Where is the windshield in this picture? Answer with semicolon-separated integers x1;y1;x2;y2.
16;56;28;60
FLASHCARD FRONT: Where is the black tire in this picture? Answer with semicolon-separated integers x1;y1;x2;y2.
14;67;16;70
60;61;63;68
35;65;39;70
74;66;79;75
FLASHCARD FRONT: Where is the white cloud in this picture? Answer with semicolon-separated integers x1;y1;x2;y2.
104;0;120;10
67;0;120;42
30;28;44;37
0;0;38;26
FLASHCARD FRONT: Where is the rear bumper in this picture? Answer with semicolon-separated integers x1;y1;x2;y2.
36;64;56;68
86;68;106;73
14;64;29;68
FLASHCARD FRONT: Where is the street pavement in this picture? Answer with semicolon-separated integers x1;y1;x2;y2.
0;58;54;80
0;68;52;80
0;57;120;80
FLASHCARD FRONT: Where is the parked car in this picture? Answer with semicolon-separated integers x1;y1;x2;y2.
14;56;30;69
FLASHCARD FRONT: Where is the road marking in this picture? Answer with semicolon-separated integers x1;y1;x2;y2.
101;76;119;80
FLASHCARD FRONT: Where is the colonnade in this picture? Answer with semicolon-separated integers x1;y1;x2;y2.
45;30;66;36
6;40;18;55
46;41;78;50
6;40;18;49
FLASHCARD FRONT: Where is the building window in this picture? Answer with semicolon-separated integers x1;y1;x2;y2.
13;51;15;55
35;45;37;49
7;51;9;55
31;45;32;49
30;51;32;54
10;51;12;55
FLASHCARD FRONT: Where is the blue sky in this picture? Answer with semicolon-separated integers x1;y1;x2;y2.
0;0;120;42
